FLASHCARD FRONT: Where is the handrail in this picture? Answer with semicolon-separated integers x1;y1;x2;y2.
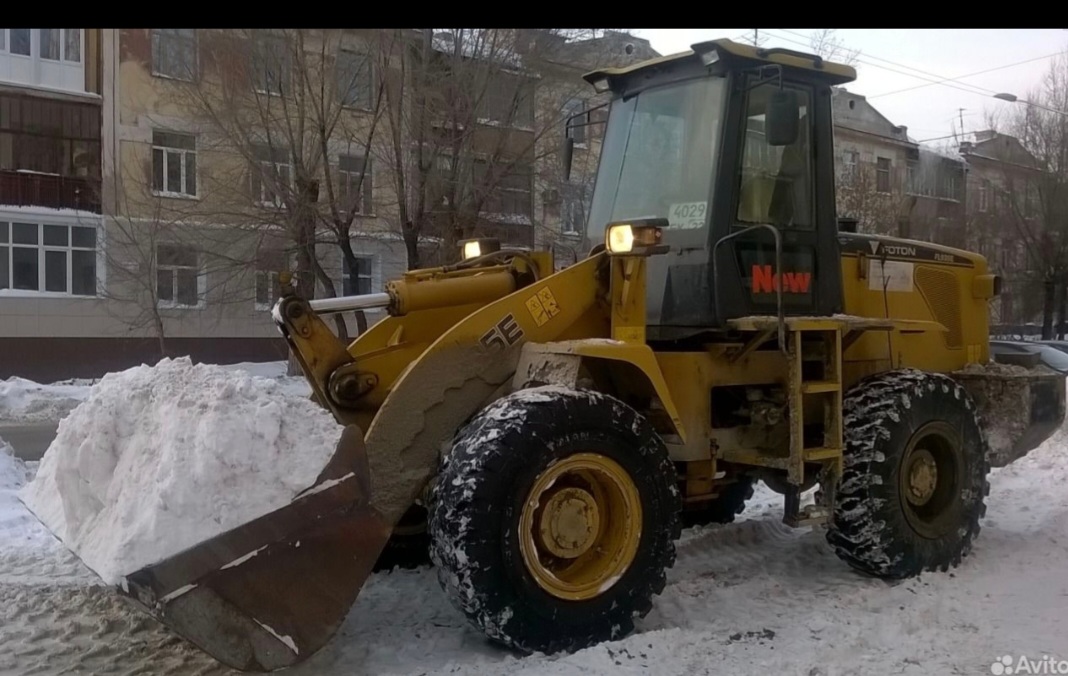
711;223;786;354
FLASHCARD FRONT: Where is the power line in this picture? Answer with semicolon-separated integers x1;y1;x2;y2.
760;29;999;101
917;131;971;143
868;51;1061;99
774;27;998;93
774;28;1062;106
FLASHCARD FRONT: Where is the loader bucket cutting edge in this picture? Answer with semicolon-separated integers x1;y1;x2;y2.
114;424;392;672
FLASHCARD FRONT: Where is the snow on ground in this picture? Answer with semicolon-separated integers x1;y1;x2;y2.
0;377;93;424
0;390;1066;674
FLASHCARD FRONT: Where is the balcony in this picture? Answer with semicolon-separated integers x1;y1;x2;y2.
0;170;101;213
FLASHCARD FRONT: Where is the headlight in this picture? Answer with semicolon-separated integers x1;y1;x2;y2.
603;219;667;255
459;237;500;261
606;224;635;254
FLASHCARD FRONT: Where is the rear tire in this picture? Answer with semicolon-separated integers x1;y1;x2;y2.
826;369;990;579
374;504;431;571
680;476;755;527
429;386;681;654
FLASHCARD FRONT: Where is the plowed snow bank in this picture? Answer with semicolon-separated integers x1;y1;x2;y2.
18;357;342;585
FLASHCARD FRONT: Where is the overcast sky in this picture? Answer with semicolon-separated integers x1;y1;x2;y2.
633;29;1068;145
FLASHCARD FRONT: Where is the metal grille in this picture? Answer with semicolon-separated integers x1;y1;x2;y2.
915;266;963;349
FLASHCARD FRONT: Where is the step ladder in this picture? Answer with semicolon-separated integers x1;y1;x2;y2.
721;317;846;527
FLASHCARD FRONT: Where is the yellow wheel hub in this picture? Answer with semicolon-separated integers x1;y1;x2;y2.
518;453;642;601
906;448;939;506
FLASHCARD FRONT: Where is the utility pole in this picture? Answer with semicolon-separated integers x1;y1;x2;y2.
958;108;966;141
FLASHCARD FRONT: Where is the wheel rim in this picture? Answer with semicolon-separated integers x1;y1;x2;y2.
518;453;643;601
898;421;963;539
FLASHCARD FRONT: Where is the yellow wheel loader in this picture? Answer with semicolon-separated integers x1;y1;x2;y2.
51;39;1068;671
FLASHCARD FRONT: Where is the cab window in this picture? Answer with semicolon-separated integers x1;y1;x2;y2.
735;82;814;230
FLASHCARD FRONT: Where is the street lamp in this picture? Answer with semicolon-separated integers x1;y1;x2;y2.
993;92;1068;117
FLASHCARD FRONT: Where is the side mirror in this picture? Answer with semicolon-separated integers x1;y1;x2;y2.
765;89;800;147
561;136;574;182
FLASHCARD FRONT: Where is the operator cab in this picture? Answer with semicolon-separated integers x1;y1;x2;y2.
570;39;857;342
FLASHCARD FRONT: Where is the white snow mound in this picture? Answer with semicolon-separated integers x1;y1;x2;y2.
18;357;342;585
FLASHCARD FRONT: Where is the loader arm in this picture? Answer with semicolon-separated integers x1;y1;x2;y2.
285;251;613;527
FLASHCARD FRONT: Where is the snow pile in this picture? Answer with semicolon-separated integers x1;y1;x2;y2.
0;438;30;491
0;377;92;424
0;438;50;549
18;357;343;585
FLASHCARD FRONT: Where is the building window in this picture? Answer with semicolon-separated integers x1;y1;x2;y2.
942;173;958;201
10;29;79;62
250;144;292;207
0;94;100;184
151;29;197;81
476;159;533;219
0;221;97;295
338;154;373;213
9;30;31;56
254;248;288;310
560;183;590;235
342;254;375;296
65;29;81;63
337;49;373;108
251;32;291;96
481;73;535;128
841;150;859;182
156;244;201;308
876;157;891;193
152;131;197;197
39;29;61;60
564;98;589;146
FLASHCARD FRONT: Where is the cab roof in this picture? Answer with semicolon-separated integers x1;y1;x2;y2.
583;37;857;91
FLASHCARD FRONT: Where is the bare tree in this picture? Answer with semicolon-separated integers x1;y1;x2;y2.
147;28;400;343
99;147;269;358
835;155;902;235
809;29;860;67
376;28;618;269
985;47;1068;338
137;27;633;354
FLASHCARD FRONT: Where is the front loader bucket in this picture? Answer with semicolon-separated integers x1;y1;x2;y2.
954;364;1067;467
114;425;390;672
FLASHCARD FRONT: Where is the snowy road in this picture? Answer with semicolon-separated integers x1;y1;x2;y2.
2;428;1067;676
0;423;58;461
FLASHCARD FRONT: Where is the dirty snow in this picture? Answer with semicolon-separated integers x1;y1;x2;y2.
0;377;93;424
17;357;340;585
0;382;1066;674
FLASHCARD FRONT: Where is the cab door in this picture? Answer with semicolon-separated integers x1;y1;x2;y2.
712;75;843;324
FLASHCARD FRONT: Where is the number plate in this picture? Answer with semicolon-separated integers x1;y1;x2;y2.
668;201;707;230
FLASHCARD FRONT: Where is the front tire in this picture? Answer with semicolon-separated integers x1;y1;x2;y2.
826;369;990;579
429;386;681;654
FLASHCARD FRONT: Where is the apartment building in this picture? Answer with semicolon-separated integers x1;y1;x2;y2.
960;130;1046;325
0;29;109;380
1;28;656;381
831;87;966;242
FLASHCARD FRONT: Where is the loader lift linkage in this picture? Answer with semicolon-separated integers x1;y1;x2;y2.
49;37;1063;672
